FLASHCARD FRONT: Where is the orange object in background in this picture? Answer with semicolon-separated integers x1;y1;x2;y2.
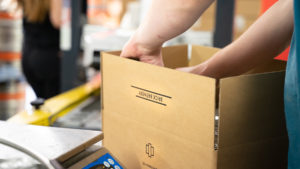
0;11;22;61
87;0;123;28
0;52;21;61
261;0;277;13
261;0;289;61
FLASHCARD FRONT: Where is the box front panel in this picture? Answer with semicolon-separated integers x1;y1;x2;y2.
102;52;217;169
104;111;218;169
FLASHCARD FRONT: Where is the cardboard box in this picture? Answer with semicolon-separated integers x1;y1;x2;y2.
101;45;288;169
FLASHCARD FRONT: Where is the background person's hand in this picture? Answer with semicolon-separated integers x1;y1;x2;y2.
120;35;164;66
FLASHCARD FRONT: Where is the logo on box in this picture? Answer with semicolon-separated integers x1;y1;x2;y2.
146;143;154;158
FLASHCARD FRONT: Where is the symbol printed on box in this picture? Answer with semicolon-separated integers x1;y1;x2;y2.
146;143;154;158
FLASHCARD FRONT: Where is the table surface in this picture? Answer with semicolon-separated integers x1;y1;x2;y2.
0;121;103;161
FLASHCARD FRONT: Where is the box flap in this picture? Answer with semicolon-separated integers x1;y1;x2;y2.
246;59;286;75
162;45;189;68
190;45;219;66
218;71;287;149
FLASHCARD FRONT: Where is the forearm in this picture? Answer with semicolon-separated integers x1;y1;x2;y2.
134;0;215;50
201;0;293;78
50;0;62;28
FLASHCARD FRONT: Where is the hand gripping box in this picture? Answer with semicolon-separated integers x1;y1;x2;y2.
101;45;288;169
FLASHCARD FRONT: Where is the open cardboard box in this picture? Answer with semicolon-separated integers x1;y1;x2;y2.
101;45;288;169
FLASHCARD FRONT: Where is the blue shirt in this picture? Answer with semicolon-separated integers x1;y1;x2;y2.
284;1;300;168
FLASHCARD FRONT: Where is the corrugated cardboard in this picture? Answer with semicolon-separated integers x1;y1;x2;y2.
101;45;288;169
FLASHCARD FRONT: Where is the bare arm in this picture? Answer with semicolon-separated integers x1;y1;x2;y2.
121;0;215;66
179;0;294;78
50;0;62;28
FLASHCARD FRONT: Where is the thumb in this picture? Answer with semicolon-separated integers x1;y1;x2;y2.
120;50;139;60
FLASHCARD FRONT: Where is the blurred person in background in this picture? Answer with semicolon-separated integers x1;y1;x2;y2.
17;0;61;99
121;0;299;168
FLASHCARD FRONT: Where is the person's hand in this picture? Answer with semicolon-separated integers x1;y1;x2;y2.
176;66;197;74
177;61;223;79
120;34;164;66
176;64;206;75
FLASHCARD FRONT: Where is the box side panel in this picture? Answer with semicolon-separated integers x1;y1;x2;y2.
218;71;287;148
217;137;288;169
189;45;219;66
102;53;217;169
162;45;189;69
